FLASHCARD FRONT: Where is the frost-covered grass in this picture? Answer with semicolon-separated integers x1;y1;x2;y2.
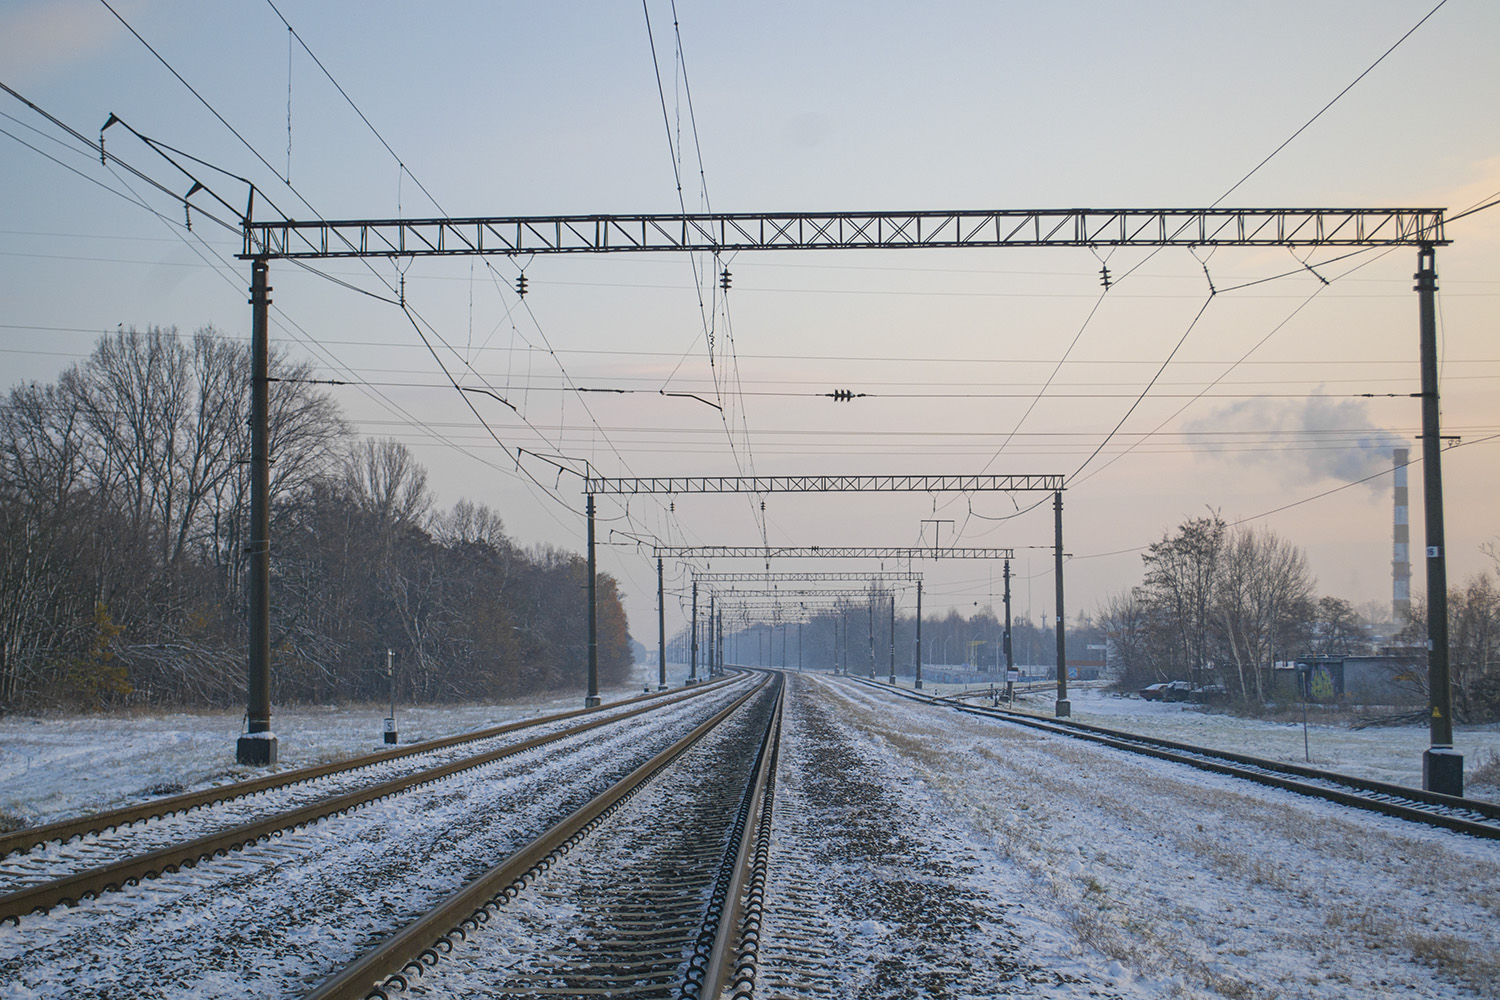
0;659;695;830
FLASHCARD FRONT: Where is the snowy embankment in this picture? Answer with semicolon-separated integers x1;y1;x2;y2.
816;673;1500;1000
0;671;744;999
920;679;1500;799
0;660;694;830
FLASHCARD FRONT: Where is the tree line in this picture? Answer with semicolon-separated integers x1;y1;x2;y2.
0;326;633;712
1095;513;1500;721
667;592;1089;674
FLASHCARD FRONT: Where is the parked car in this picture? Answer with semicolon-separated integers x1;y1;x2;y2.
1162;680;1194;702
1194;683;1228;702
1139;682;1169;701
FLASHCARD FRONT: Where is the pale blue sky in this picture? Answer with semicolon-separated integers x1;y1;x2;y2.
3;1;1498;643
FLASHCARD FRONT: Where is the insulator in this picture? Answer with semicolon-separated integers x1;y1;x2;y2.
719;268;731;291
1099;265;1111;290
515;273;529;297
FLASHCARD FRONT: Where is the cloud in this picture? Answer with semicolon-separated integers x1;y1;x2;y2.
1184;393;1406;491
0;1;130;88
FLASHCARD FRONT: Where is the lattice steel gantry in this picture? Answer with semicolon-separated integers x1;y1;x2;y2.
243;207;1446;259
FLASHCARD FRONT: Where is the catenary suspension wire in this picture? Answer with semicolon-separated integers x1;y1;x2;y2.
1212;0;1448;205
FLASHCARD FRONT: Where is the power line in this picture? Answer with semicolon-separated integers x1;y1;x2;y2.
1212;0;1449;205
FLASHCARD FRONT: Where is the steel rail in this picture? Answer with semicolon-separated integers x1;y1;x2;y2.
705;675;783;999
0;680;744;924
0;679;731;860
302;674;776;1000
847;677;1500;840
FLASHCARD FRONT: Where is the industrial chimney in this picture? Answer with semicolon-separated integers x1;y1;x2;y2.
1392;447;1411;622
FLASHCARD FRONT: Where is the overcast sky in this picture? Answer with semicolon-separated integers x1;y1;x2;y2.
3;1;1498;653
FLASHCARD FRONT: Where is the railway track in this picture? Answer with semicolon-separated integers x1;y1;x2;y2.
0;677;742;929
0;679;732;864
306;670;782;1000
0;677;760;996
845;675;1500;840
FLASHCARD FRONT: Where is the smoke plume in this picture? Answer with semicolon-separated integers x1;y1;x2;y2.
1184;394;1407;490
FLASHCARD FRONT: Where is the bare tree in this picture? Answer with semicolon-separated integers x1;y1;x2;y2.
1140;513;1225;686
342;438;432;529
1450;574;1500;721
1214;525;1314;701
1096;588;1163;686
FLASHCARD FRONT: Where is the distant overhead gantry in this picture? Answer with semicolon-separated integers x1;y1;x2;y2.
584;474;1061;495
656;545;1015;560
690;571;922;583
700;588;907;599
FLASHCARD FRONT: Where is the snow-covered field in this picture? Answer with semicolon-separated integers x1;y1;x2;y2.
0;659;697;830
917;680;1500;800
816;674;1500;999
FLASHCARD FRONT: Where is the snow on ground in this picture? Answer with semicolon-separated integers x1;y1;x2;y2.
6;663;1498;999
759;673;1138;998
0;680;748;999
915;679;1500;798
820;673;1500;999
0;659;695;829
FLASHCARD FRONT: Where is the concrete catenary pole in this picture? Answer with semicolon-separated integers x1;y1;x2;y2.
585;494;600;707
914;580;924;690
1054;491;1071;718
237;259;277;766
1417;245;1460;794
888;590;896;684
657;557;667;690
689;579;699;684
1003;558;1015;701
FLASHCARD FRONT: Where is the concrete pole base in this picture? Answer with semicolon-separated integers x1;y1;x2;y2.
888;675;896;685
1055;699;1071;718
914;679;923;690
236;734;278;766
1423;748;1464;796
585;695;602;708
657;684;669;691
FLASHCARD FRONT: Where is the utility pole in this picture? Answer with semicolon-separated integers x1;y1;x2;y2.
841;608;848;673
915;579;924;690
709;594;716;677
1418;244;1461;794
1054;491;1070;717
888;591;896;684
834;614;846;677
585;493;600;707
689;579;699;685
1004;558;1015;702
868;598;876;678
798;620;803;671
237;259;276;766
657;557;667;690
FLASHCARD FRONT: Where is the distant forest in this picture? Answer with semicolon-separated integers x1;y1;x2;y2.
0;326;633;712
